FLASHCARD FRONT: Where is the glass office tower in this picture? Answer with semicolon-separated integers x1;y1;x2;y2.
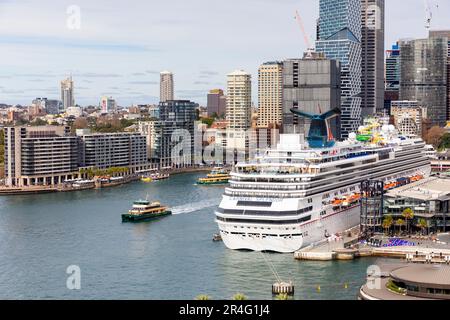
316;0;362;138
400;38;447;127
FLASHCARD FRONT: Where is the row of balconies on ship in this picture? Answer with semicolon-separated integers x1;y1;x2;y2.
225;158;431;199
232;150;428;188
232;145;427;182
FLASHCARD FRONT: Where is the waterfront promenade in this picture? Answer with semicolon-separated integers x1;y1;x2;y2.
295;232;450;263
0;165;214;196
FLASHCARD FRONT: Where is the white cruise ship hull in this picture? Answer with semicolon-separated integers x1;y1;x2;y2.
215;129;432;254
217;205;361;253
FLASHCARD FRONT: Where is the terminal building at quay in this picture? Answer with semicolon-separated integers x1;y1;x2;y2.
360;263;450;300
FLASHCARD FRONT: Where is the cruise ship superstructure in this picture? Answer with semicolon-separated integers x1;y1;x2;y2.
215;117;431;253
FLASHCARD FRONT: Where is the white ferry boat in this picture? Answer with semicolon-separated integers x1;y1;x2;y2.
215;115;431;253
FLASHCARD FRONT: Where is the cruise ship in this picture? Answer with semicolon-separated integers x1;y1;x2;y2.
215;112;431;253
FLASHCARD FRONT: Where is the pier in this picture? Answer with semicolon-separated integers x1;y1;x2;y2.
295;232;450;264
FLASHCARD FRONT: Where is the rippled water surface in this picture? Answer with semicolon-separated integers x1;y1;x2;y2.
0;173;376;299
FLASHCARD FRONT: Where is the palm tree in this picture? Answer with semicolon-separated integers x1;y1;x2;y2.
396;219;406;235
382;216;394;235
402;208;414;234
195;295;212;300
417;218;428;235
232;293;248;300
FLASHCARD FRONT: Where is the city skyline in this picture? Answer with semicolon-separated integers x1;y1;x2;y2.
0;0;449;107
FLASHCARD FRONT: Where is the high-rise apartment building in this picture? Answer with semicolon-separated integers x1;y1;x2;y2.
153;100;197;168
61;76;74;110
100;96;117;114
282;52;341;138
226;70;252;130
361;0;385;116
4;126;79;187
207;89;227;117
160;71;174;102
400;37;447;127
429;30;450;121
315;0;362;138
77;132;147;169
226;70;252;150
257;62;283;128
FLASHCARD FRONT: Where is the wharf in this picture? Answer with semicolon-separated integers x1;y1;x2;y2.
294;226;361;261
295;232;450;264
0;186;57;195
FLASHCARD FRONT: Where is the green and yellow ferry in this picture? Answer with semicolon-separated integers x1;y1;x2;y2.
197;167;230;185
122;200;171;222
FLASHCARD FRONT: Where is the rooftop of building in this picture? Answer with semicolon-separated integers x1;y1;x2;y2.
261;61;283;65
227;70;250;76
360;262;450;300
386;176;450;201
391;264;450;287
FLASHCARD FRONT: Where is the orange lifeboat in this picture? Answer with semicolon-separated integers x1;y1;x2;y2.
332;197;344;208
384;182;394;190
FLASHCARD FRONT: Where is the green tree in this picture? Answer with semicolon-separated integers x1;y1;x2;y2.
439;133;450;150
382;216;394;235
201;117;214;127
426;126;446;149
30;118;48;126
402;208;414;233
396;219;406;235
417;218;428;235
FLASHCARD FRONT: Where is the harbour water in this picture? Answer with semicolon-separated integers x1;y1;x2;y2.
0;172;377;300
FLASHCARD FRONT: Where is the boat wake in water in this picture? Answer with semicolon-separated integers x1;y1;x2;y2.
172;199;219;215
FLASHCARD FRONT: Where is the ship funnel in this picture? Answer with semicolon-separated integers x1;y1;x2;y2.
290;108;341;148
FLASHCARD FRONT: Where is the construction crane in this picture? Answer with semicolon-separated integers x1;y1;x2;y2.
424;0;439;29
294;10;314;57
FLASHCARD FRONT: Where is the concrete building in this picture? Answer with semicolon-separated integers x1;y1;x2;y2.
78;132;147;169
390;101;424;137
160;71;174;102
429;30;450;121
32;98;63;115
207;89;226;118
361;0;385;116
100;96;117;114
282;52;341;138
384;176;450;233
4;126;79;187
226;70;252;130
257;62;283;128
360;263;450;300
400;37;448;127
226;70;252;150
316;0;362;138
61;76;74;110
66;106;83;118
138;121;158;160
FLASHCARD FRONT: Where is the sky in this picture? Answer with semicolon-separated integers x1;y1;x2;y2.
0;0;449;107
